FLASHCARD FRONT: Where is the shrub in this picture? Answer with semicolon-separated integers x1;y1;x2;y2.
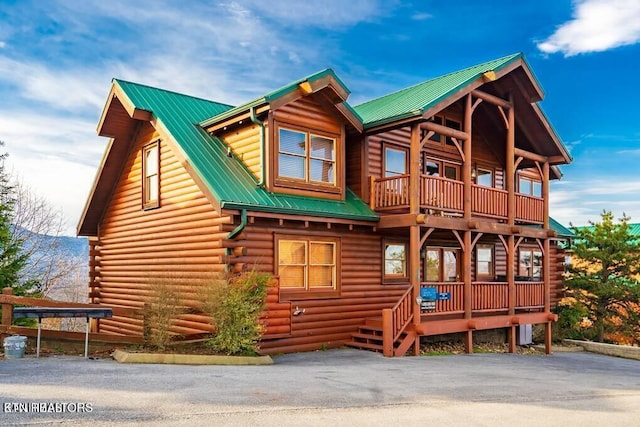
202;270;271;355
143;280;184;351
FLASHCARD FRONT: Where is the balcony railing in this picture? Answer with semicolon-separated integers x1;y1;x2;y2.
516;194;544;224
420;280;545;316
472;184;507;219
371;175;544;224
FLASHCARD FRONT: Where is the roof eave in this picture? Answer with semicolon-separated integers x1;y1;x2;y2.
220;200;379;222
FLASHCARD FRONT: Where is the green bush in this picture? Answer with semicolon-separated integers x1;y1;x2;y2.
202;270;271;355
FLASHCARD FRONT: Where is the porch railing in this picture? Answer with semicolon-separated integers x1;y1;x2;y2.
420;282;464;315
515;194;544;224
370;175;544;224
471;185;508;219
515;281;544;308
371;175;409;209
472;282;509;312
420;175;464;213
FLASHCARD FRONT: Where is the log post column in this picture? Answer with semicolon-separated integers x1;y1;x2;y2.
506;95;517;352
463;94;473;353
410;123;421;354
2;287;14;327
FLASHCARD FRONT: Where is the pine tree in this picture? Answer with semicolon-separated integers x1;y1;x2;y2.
0;144;29;295
563;211;640;344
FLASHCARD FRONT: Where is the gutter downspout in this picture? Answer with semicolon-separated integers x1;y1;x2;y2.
225;209;247;272
250;106;266;187
227;209;247;240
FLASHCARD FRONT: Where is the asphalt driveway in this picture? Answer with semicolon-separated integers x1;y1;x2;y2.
1;349;639;426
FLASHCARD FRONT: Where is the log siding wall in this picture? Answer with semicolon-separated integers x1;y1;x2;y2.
226;219;408;354
220;123;263;181
92;122;228;337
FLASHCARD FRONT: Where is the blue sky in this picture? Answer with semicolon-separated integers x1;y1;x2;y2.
1;0;639;235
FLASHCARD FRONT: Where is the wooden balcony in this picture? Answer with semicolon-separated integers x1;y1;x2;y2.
371;175;544;224
420;281;544;317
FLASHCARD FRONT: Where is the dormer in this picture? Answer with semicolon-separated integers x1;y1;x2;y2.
200;69;362;201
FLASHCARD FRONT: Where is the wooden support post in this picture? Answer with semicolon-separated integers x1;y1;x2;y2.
465;330;473;354
369;175;376;209
410;124;420;215
509;325;516;353
545;321;552;355
2;287;13;326
463;230;472;319
544;238;551;314
382;308;393;357
410;123;422;351
507;235;515;315
410;225;421;327
506;94;515;226
543;161;550;230
463;94;473;220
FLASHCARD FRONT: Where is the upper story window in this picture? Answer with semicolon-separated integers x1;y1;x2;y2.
424;156;460;180
519;175;542;197
475;167;494;187
423;115;461;147
142;141;160;209
384;146;407;177
278;127;335;185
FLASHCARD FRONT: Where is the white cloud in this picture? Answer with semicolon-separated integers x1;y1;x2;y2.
232;0;390;28
0;109;107;235
0;56;108;111
538;0;640;56
0;41;5;48
549;177;640;227
412;13;432;21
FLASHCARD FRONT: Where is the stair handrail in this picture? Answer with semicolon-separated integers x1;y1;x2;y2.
392;286;414;341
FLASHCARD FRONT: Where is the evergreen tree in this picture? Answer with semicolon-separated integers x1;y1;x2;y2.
0;143;29;295
563;211;640;344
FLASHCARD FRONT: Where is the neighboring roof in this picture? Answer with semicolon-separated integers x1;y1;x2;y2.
354;53;523;129
549;217;574;238
573;223;640;237
79;79;378;235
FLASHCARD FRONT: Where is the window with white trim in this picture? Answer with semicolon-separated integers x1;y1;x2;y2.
384;242;407;279
519;248;543;279
142;141;160;209
278;127;335;184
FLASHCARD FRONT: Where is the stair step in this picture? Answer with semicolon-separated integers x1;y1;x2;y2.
356;326;383;335
351;332;383;342
363;317;383;328
345;340;383;352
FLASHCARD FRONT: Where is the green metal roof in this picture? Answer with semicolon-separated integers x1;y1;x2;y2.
549;217;574;238
354;53;523;129
199;68;354;128
115;79;378;222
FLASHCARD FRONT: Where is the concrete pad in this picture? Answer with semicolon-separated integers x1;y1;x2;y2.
111;349;273;365
564;339;640;360
2;349;639;426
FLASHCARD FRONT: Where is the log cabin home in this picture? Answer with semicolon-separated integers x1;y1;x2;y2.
78;53;572;356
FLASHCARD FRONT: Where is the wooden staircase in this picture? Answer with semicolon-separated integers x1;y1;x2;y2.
347;317;417;357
